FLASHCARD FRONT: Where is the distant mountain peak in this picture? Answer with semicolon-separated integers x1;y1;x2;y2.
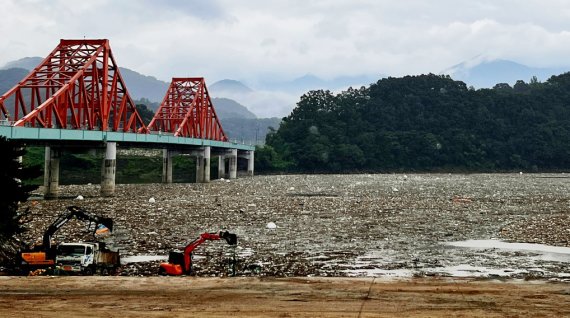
1;56;43;71
442;57;569;88
212;97;256;119
210;79;253;94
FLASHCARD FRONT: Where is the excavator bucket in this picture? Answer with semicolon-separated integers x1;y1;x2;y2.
221;231;238;245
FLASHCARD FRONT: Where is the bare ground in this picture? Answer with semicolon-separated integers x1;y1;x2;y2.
0;276;569;317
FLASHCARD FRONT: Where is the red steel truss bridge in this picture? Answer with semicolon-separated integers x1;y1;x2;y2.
0;39;254;197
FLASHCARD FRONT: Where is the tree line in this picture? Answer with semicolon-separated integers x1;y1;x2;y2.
256;73;570;173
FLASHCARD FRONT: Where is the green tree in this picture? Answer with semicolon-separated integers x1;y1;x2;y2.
260;72;570;173
254;145;292;172
0;137;41;263
135;104;156;125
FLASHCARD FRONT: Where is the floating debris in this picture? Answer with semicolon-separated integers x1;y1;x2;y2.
15;173;570;279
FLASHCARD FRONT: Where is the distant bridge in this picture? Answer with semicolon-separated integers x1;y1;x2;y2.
0;39;254;198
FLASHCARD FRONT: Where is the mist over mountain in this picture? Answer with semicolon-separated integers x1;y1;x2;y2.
0;57;43;71
222;117;281;145
210;79;253;95
212;98;256;119
259;73;378;94
443;58;569;88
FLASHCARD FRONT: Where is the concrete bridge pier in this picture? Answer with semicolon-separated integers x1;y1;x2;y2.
100;142;116;197
229;149;237;179
218;155;226;179
247;150;254;176
44;146;61;199
162;149;174;183
195;146;211;183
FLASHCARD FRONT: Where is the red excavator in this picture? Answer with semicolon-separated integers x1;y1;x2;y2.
159;231;237;276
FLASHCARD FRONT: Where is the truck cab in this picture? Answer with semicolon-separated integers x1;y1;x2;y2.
56;242;119;275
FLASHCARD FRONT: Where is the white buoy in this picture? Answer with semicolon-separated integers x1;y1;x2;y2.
266;222;277;229
75;195;84;200
148;197;156;203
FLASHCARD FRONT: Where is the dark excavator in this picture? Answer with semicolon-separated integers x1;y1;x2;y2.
158;231;237;276
19;206;113;272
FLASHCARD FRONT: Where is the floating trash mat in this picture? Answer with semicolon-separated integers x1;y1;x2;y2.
121;255;168;264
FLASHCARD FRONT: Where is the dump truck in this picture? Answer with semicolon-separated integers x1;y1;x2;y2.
55;241;120;275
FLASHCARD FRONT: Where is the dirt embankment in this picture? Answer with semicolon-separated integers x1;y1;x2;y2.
0;276;568;317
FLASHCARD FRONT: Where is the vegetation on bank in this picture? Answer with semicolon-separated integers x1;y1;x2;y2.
258;73;570;173
23;147;208;185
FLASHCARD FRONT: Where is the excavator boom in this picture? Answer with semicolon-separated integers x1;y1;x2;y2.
159;230;237;276
42;206;113;250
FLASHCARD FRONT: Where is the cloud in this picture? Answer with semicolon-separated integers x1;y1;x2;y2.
3;0;570;116
211;89;300;118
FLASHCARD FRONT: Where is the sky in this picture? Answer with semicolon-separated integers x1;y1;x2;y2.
2;0;570;116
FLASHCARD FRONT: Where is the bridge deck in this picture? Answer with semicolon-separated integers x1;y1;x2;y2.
0;125;255;151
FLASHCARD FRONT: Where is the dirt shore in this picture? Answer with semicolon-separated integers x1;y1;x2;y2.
0;276;568;317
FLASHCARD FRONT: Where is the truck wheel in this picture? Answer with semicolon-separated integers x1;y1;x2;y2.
101;268;109;276
83;268;93;276
158;267;167;276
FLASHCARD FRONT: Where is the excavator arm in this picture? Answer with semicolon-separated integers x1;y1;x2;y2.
160;230;237;275
182;231;237;273
42;206;113;251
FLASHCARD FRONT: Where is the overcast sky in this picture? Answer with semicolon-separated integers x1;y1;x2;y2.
2;0;570;116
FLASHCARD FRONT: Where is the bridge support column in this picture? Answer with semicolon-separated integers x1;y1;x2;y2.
229;149;237;180
218;155;226;179
247;150;254;176
162;149;173;183
44;146;60;199
100;142;116;197
195;147;211;183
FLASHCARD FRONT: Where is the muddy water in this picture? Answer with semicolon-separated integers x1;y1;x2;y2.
22;173;570;279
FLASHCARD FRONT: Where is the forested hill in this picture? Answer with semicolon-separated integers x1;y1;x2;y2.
261;73;570;173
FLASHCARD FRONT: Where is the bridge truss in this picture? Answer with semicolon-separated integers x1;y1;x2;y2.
148;78;227;141
0;39;147;132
